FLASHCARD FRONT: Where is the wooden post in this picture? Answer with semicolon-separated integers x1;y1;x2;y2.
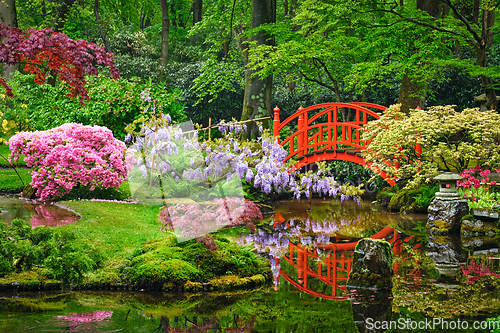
208;118;211;140
273;105;281;142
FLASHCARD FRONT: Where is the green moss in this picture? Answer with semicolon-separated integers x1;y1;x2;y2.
430;219;450;235
125;234;271;289
209;274;266;291
0;269;61;287
130;259;201;285
384;185;438;213
461;214;474;222
184;281;203;292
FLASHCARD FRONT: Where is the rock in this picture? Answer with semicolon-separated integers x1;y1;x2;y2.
427;198;468;234
22;184;36;199
472;209;499;222
347;238;393;290
461;219;500;237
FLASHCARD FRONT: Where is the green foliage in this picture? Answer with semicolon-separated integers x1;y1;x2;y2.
0;73;186;140
363;105;500;188
58;181;132;201
377;185;439;213
375;185;399;207
488;315;500;333
412;185;439;209
127;234;270;286
328;160;387;192
0;220;102;283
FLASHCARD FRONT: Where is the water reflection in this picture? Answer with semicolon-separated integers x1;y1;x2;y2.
242;199;423;295
55;311;113;332
0;196;80;227
1;199;500;332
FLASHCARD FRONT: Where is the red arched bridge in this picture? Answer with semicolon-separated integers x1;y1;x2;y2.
272;102;397;185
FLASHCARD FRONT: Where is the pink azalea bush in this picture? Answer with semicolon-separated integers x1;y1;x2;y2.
159;197;262;245
8;123;128;200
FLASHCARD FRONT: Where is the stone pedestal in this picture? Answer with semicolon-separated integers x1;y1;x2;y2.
426;234;468;283
427;197;468;235
347;238;393;290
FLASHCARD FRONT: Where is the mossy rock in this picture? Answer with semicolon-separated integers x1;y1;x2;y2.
22;184;36;199
430;219;451;235
210;274;266;291
126;234;271;289
129;258;202;286
461;219;500;237
388;188;421;212
375;186;398;207
347;238;393;290
184;281;203;292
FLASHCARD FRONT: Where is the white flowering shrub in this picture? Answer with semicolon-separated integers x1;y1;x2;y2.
362;104;500;188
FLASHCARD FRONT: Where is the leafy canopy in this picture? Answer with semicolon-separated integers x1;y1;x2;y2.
0;24;120;103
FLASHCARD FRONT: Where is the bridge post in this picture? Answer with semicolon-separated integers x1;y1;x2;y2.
301;106;308;156
273;106;280;142
298;110;304;157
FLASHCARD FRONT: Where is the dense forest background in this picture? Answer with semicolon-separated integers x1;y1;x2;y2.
1;0;499;128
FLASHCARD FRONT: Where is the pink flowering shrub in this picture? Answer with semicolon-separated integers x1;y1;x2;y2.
461;259;500;284
159;198;262;248
8;123;128;200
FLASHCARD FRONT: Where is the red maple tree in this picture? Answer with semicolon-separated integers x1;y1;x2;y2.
0;24;120;103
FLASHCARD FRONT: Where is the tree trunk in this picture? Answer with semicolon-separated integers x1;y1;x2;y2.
0;0;19;79
193;0;202;25
53;0;77;32
160;0;170;66
397;74;426;113
241;0;276;137
398;0;445;114
94;0;111;53
478;2;496;110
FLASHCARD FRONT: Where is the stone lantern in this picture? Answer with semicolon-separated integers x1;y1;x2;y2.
433;172;463;200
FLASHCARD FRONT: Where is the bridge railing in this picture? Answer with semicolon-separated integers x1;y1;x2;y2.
278;226;421;300
273;103;385;161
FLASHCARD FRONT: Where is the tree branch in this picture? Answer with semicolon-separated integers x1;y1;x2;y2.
373;6;464;37
439;0;482;43
312;57;337;87
300;70;337;92
357;19;405;28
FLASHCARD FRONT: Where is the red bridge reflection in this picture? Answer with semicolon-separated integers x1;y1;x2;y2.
275;222;421;300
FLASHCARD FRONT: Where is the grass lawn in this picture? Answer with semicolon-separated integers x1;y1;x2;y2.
0;144;27;167
61;200;164;283
0;144;30;193
0;168;31;192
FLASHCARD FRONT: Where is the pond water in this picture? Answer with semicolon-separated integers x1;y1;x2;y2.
0;196;80;227
1;198;500;332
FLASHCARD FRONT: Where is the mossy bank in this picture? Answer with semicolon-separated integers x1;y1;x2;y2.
0;200;271;291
